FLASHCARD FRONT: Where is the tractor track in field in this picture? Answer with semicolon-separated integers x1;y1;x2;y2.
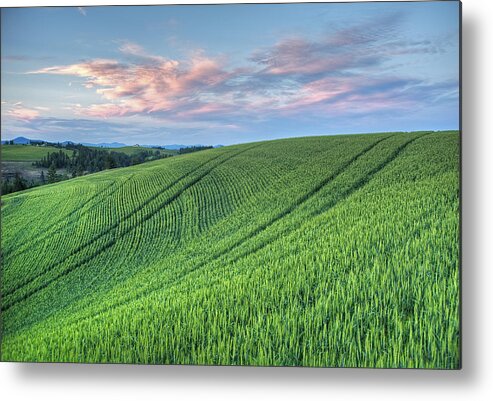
5;152;227;263
2;179;118;258
187;135;392;272
60;132;431;327
2;151;225;298
7;133;428;329
218;132;432;269
2;144;263;311
6;175;135;261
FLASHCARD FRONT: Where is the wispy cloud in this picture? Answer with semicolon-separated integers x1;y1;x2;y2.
249;13;443;77
1;114;240;145
118;41;166;63
2;54;54;62
31;52;232;119
27;14;456;128
5;106;40;121
1;101;50;122
77;7;87;17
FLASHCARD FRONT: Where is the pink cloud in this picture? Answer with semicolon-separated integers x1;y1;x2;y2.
176;103;233;118
32;49;233;119
285;77;355;108
6;106;40;121
273;76;420;118
118;41;166;64
247;15;434;78
251;38;362;76
119;42;147;57
28;24;441;123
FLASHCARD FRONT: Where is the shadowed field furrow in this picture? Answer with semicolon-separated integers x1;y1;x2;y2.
2;150;228;296
8;132;424;330
2;144;263;308
1;132;460;368
5;176;132;262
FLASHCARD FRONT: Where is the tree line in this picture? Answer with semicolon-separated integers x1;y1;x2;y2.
177;146;213;154
33;146;167;176
1;172;29;195
1;146;169;195
1;143;214;195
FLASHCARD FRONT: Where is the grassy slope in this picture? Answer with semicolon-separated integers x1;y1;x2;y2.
0;132;460;368
1;145;72;162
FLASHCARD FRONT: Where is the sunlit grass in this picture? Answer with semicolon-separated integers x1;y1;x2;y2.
1;131;460;368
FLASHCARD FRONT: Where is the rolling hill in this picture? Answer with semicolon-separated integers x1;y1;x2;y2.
0;131;460;368
1;144;72;162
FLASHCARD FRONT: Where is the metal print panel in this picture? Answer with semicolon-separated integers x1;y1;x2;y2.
0;1;461;368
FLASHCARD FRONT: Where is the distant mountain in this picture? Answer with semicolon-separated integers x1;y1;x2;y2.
1;137;217;150
14;136;31;144
2;137;76;146
80;142;127;148
1;136;31;145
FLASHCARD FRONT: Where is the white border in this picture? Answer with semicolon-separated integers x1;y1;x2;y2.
2;1;492;401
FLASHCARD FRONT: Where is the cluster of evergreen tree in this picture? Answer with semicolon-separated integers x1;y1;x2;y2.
1;173;29;195
177;145;213;154
34;149;72;169
2;145;171;195
2;143;211;196
1;169;66;195
33;146;167;177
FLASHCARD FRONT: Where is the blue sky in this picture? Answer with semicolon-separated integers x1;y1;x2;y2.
1;2;460;145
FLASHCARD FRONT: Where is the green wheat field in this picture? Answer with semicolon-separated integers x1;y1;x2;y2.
0;131;460;368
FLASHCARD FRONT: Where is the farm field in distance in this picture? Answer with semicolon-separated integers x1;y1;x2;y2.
1;144;73;162
0;142;180;194
0;131;460;368
1;145;73;187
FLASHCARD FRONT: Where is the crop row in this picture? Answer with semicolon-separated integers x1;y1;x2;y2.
2;134;388;332
1;132;460;368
